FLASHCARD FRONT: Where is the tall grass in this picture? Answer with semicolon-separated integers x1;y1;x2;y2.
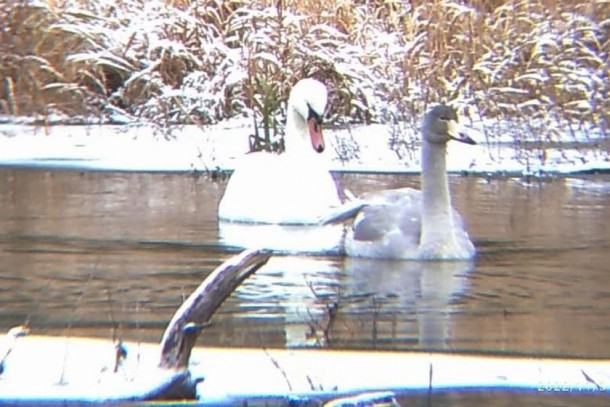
1;0;608;150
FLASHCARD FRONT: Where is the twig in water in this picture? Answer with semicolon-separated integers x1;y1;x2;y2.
304;278;339;347
581;369;605;391
263;347;293;391
105;288;127;374
0;325;29;375
305;373;320;392
427;361;433;406
59;270;96;385
371;296;380;349
135;300;141;375
114;340;128;374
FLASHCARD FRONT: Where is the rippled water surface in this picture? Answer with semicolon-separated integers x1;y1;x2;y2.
0;168;609;361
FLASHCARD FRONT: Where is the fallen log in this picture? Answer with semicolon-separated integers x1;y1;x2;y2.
0;248;271;404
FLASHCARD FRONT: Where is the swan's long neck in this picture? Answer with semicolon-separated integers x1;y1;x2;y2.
284;105;311;157
420;140;456;247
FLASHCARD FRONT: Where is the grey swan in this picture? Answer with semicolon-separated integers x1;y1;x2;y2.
322;104;476;260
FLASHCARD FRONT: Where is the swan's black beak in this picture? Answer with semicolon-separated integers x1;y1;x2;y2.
307;105;325;153
452;132;477;145
448;121;477;145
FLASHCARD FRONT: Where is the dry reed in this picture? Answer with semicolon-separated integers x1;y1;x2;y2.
0;0;608;148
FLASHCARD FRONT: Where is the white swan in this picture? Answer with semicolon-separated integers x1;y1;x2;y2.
218;78;341;224
322;104;476;260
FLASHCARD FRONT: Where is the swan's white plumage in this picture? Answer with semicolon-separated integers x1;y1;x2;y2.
323;104;476;260
218;78;340;224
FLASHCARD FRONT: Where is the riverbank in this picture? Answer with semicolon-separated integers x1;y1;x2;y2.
0;119;608;176
2;1;608;144
2;335;608;405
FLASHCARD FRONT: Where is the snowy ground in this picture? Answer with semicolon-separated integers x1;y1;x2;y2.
0;118;608;175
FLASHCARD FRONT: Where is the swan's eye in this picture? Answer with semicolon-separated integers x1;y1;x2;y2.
307;104;324;125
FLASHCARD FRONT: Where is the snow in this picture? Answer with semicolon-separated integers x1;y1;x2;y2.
2;336;608;400
0;118;607;175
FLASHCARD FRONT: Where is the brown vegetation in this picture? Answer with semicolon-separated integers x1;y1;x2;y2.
0;0;608;141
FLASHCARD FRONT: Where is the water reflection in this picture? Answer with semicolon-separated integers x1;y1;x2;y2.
222;255;473;350
218;221;345;254
234;255;342;347
0;168;608;358
334;259;474;350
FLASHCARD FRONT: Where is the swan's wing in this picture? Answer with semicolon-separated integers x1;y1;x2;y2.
351;204;401;241
397;193;423;239
360;187;418;205
449;207;475;253
320;187;417;225
451;208;466;229
318;200;367;225
221;153;340;223
351;188;422;245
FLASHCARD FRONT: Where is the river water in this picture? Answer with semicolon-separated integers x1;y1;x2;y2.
0;168;609;364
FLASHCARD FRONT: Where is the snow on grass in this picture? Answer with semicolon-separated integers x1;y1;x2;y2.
3;0;608;137
0;120;607;176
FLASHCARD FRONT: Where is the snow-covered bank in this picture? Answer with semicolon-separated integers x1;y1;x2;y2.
3;336;609;403
0;120;608;176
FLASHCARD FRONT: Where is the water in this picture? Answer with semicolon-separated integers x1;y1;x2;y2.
0;168;609;362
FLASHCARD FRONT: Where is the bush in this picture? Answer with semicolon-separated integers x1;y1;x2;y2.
0;0;608;145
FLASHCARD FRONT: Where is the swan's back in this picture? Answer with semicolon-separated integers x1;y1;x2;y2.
219;153;339;224
346;187;473;259
347;188;421;258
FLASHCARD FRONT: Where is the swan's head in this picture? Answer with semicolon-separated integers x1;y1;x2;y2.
423;104;476;145
288;78;328;153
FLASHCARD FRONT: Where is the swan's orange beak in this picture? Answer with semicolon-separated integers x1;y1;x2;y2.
307;116;325;153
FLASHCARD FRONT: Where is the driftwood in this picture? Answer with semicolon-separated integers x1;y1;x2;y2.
159;248;271;369
151;247;271;399
0;248;271;404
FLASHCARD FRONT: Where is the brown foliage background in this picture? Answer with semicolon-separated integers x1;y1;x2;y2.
1;0;608;142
